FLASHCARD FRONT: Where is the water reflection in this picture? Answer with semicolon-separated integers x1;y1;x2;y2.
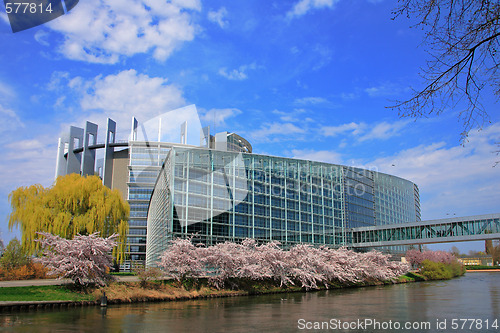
1;273;499;332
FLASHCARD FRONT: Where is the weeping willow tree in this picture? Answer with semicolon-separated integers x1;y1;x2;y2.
8;174;129;263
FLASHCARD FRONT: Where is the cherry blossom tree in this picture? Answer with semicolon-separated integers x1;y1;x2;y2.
35;232;117;286
405;249;457;267
287;244;329;289
201;241;250;289
158;238;410;290
158;237;204;283
254;241;293;287
234;238;273;281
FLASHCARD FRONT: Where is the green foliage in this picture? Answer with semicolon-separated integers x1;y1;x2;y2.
398;272;426;282
485;239;500;265
8;174;129;262
449;261;466;277
420;260;465;280
181;276;202;291
420;260;452;280
0;238;30;269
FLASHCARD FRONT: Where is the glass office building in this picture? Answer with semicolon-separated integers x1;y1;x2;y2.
54;104;420;269
146;147;420;267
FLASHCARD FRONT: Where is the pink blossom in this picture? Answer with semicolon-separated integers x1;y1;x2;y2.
405;249;458;267
159;238;410;290
158;237;204;282
35;232;117;286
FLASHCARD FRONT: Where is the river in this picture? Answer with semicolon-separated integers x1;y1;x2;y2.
1;272;499;332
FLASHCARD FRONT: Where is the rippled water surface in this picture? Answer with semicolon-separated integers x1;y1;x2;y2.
1;272;499;332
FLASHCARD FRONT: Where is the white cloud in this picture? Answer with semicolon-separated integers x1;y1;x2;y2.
252;122;306;140
340;92;358;100
365;82;407;97
0;135;56;191
201;108;241;127
311;44;333;70
272;109;306;122
320;120;409;141
69;69;185;137
0;82;23;137
208;7;228;28
321;122;364;137
34;30;50;46
287;0;339;19
47;71;71;91
291;149;342;164
358;120;410;142
295;97;328;105
218;63;257;80
5;139;46;153
0;81;14;99
54;96;66;108
367;123;500;220
47;0;201;63
0;104;24;135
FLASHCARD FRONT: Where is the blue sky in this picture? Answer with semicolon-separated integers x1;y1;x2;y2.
1;0;499;253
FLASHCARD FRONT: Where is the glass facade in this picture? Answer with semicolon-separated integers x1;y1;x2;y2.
373;173;421;226
372;172;422;253
126;142;173;265
227;133;252;153
127;138;252;267
146;147;420;267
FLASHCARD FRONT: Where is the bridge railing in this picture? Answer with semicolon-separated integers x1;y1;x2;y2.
350;214;500;247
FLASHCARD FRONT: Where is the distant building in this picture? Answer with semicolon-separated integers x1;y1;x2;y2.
458;257;493;266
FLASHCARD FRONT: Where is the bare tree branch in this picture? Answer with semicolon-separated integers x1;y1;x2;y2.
389;0;500;142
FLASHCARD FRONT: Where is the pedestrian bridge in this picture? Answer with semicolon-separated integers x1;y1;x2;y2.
350;213;500;248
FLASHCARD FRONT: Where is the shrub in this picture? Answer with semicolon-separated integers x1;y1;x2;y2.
135;267;163;288
420;260;453;280
448;261;466;276
0;238;30;269
406;249;465;280
0;262;49;281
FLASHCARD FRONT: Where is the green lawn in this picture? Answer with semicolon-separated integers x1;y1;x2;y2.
0;286;95;302
465;265;500;270
110;272;136;276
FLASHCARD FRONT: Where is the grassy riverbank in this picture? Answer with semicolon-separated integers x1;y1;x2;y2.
0;273;428;304
0;285;95;302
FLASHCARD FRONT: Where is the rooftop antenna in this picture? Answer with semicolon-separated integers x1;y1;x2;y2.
158;116;162;142
213;109;216;135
